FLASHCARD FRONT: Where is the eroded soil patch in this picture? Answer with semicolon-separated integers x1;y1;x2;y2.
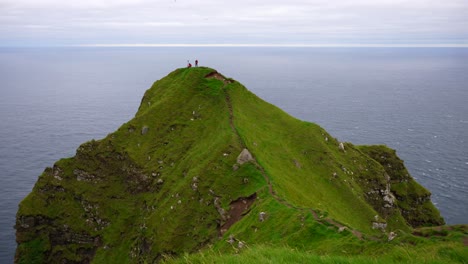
220;193;257;235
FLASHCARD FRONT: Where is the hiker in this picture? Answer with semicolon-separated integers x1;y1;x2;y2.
195;59;198;67
187;61;192;68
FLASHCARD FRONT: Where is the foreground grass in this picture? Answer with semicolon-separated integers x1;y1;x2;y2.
164;244;468;264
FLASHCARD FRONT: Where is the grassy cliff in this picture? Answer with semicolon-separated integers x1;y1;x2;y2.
15;67;465;263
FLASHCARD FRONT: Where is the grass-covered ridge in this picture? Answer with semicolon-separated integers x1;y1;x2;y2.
15;67;466;263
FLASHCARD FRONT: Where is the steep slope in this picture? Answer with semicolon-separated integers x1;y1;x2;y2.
16;67;446;263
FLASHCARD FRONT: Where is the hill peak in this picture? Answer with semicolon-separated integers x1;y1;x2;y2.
15;67;448;263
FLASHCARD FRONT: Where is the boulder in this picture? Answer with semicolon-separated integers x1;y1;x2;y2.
237;148;254;165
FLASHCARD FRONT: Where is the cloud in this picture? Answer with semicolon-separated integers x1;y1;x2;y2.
1;0;467;46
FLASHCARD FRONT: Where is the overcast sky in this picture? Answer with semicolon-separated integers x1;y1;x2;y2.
1;0;468;47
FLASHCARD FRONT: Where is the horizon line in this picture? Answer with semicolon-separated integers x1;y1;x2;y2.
77;43;468;48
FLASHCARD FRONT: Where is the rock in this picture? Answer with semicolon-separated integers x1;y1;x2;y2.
232;164;239;171
339;142;345;151
388;231;397;241
338;226;347;232
237;148;254;165
141;126;149;135
53;166;63;181
74;169;98;182
238;241;245;249
214;197;227;221
259;212;267;222
227;235;235;245
293;159;301;168
372;222;387;231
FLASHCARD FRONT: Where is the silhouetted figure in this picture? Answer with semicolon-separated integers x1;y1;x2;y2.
187;60;192;68
195;60;198;67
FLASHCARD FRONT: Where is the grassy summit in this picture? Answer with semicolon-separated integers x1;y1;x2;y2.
16;67;465;263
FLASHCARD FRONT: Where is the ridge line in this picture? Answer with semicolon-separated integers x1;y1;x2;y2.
221;82;364;240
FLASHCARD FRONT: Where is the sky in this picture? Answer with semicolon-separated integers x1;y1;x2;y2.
1;0;468;47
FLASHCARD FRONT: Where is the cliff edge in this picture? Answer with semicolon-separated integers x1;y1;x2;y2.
16;67;457;263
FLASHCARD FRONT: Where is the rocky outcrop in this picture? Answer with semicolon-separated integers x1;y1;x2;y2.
236;149;254;165
15;215;100;264
358;145;445;227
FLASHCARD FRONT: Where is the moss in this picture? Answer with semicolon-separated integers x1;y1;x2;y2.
16;238;48;264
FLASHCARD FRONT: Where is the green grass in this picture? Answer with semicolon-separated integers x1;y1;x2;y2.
163;243;468;264
227;81;409;233
15;67;464;263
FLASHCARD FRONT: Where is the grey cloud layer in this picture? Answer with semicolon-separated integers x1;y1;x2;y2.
1;0;467;46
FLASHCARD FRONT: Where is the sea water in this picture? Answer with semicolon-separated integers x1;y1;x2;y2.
1;47;467;262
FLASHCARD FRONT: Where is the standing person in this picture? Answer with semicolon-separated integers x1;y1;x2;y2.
195;59;198;67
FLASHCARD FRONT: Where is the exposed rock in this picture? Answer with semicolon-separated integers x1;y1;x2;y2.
293;159;301;168
238;241;245;249
141;126;149;135
388;231;397;241
227;235;235;245
74;169;98;182
259;212;267;222
382;173;396;208
372;222;387;231
339;142;345;151
232;164;239;171
191;182;198;191
237;148;254;165
214;197;227;222
358;145;445;227
52;166;63;181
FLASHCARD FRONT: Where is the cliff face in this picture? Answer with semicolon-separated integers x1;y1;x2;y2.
358;145;444;227
15;67;444;263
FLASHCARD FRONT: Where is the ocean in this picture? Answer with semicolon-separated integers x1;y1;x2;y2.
1;47;467;262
